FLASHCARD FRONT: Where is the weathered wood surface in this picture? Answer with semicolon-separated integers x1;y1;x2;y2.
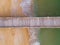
0;28;29;45
0;17;59;27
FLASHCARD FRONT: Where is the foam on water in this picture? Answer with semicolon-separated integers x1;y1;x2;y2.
32;41;40;45
28;28;40;45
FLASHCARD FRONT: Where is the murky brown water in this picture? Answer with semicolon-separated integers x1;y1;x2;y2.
0;0;33;16
0;28;29;45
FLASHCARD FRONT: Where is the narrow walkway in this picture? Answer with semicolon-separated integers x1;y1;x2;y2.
0;17;59;27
